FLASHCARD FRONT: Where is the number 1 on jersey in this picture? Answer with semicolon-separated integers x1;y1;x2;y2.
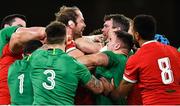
18;74;24;94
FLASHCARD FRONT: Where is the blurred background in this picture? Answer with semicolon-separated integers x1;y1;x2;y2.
0;0;179;48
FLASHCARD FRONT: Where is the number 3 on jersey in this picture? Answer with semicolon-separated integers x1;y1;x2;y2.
42;69;56;90
158;57;174;84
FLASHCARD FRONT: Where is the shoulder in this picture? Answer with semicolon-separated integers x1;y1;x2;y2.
102;50;113;55
103;51;127;61
126;54;139;65
68;56;88;69
28;49;46;63
100;50;114;59
0;26;19;34
11;56;29;67
102;51;125;58
30;49;45;57
9;56;29;75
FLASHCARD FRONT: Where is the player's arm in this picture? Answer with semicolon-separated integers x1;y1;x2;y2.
85;75;104;94
16;26;45;33
75;37;103;54
82;34;105;43
111;79;134;99
101;78;134;100
67;49;85;58
66;44;85;58
9;27;45;54
77;52;109;70
65;36;84;58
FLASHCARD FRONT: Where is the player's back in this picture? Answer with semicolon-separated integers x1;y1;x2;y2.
133;41;180;104
8;56;33;105
30;48;91;105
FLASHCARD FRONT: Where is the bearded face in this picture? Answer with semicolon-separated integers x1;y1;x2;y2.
73;10;86;39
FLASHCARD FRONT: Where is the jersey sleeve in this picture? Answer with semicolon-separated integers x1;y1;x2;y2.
3;26;19;38
2;43;22;58
102;51;118;68
123;56;138;83
75;60;92;85
2;44;13;56
0;26;20;56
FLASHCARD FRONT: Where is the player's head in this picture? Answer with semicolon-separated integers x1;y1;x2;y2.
102;14;130;40
127;18;134;35
55;5;86;38
133;14;156;42
1;14;27;28
55;6;79;25
45;21;66;44
107;30;133;52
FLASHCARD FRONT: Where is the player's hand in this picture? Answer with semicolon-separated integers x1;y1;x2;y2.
100;77;114;96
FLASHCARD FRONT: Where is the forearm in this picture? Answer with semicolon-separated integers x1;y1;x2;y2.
75;37;102;54
67;49;84;58
77;54;96;67
86;75;104;94
82;34;104;43
14;27;45;42
77;53;108;67
17;27;45;33
110;80;134;100
10;29;45;53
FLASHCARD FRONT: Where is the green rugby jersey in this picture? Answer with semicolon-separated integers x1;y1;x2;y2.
95;51;127;105
178;47;180;52
0;26;19;56
30;48;91;105
8;55;33;105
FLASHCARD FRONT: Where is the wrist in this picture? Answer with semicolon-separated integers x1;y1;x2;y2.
66;47;77;53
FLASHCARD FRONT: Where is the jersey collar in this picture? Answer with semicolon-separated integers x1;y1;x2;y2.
142;40;157;46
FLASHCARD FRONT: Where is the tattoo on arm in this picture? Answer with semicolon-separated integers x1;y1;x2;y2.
92;75;101;88
86;75;103;94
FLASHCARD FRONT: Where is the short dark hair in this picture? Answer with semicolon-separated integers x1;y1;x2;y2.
115;31;134;52
133;14;156;40
55;5;80;25
1;14;27;28
23;40;43;55
104;14;130;32
45;21;66;44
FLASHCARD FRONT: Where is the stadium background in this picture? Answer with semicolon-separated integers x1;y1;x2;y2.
1;0;179;48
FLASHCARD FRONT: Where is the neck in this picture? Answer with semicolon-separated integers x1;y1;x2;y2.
114;48;129;57
66;27;74;39
138;39;149;47
66;27;82;40
41;44;65;51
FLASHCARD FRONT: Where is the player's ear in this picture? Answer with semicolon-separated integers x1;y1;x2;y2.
113;27;121;31
134;32;140;41
4;24;10;28
114;43;120;50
